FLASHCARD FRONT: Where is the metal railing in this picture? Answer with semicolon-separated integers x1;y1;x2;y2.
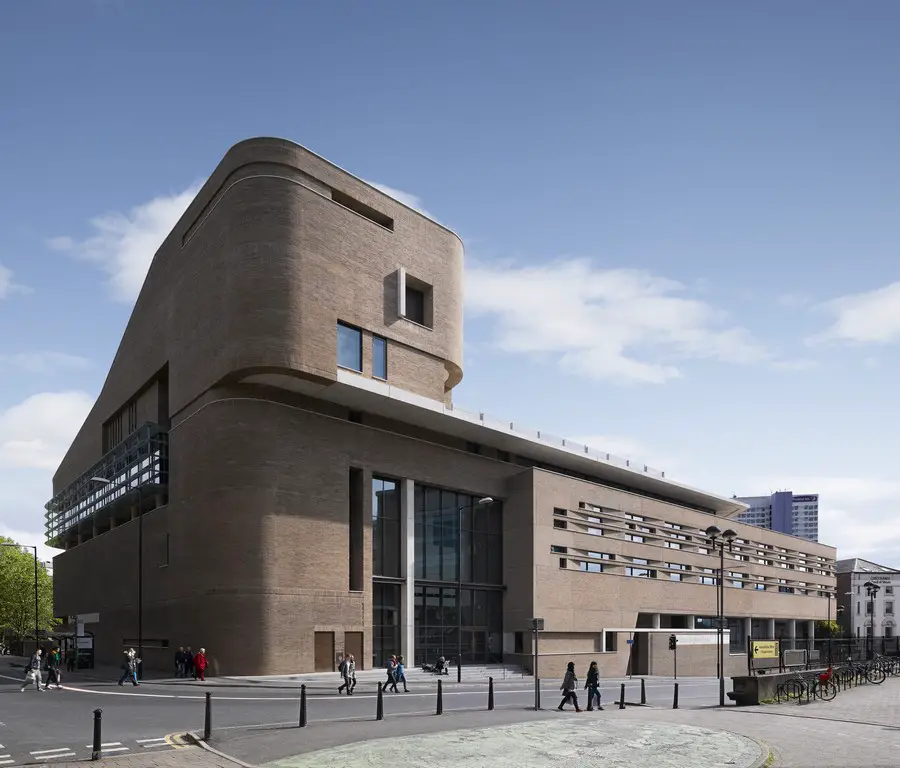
44;423;169;545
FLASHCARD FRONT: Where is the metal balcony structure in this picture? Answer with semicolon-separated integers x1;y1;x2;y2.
45;422;169;547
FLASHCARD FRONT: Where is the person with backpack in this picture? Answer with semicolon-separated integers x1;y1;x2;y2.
584;660;602;710
44;647;62;690
20;649;42;692
386;655;399;692
338;654;355;694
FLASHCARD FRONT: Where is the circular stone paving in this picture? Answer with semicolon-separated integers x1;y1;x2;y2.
266;719;766;768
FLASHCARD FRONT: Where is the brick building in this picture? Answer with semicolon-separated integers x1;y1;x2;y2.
46;137;837;678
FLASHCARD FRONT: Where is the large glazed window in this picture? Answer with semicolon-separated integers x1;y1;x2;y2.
373;582;401;668
414;486;502;584
337;322;362;371
372;477;401;578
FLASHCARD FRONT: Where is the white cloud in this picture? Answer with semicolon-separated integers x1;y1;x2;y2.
0;263;31;298
466;259;769;384
368;182;437;222
812;281;900;345
0;352;91;374
49;183;203;302
0;391;94;556
0;391;95;470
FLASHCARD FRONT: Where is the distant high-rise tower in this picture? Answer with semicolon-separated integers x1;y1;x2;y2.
735;491;819;542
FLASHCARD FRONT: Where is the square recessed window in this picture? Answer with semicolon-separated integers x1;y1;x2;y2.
337;323;362;372
397;268;434;328
373;336;387;380
405;285;426;325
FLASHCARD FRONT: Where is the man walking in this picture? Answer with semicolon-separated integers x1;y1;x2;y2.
44;647;62;690
20;649;42;692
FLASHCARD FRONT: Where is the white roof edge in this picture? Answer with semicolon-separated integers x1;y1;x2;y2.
332;370;745;513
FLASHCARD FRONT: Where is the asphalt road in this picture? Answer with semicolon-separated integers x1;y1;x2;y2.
0;666;726;765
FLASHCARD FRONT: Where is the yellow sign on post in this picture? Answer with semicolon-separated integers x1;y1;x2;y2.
751;640;779;659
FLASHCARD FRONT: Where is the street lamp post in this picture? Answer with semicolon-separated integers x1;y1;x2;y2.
456;496;493;684
1;543;40;655
91;476;143;678
705;525;737;707
864;580;880;660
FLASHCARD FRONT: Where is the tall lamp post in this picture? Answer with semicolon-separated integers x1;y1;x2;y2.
0;543;39;655
705;525;737;707
864;580;880;660
456;496;493;683
92;475;144;679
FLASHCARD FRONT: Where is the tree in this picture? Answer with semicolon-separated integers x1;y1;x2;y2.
816;619;841;638
0;537;57;646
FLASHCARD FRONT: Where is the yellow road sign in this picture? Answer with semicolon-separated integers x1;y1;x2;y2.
751;640;779;659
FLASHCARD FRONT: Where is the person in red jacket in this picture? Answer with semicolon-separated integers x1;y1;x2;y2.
194;648;208;681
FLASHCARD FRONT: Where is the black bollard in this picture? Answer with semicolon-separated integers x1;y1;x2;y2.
376;682;384;721
457;657;462;684
619;682;625;709
91;709;102;761
488;676;494;711
437;678;444;715
203;691;212;741
673;682;679;709
299;684;308;727
640;678;646;705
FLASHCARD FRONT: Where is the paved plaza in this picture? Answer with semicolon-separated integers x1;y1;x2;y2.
265;719;766;768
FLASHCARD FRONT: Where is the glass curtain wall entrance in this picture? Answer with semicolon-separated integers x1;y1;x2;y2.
413;484;503;667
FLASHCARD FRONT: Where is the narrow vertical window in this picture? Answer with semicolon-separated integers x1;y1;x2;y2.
373;336;387;380
337;323;362;371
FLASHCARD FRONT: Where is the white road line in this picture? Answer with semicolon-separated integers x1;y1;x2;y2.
0;759;14;765
84;743;124;748
43;754;76;760
99;747;130;753
30;749;72;755
136;738;167;744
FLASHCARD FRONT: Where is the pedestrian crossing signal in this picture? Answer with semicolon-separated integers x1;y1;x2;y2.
668;634;677;651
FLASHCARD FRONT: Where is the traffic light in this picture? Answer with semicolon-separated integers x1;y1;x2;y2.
668;634;677;651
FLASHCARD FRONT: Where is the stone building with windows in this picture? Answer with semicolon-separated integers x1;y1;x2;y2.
46;137;837;678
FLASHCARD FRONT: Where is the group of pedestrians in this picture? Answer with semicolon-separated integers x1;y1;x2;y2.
558;660;603;712
384;654;409;692
19;648;63;692
337;654;357;694
174;646;208;680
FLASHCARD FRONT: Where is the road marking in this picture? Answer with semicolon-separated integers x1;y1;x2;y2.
0;759;14;765
136;738;167;744
30;749;72;755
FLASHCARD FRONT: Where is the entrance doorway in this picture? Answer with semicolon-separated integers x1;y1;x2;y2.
345;632;364;670
314;632;335;672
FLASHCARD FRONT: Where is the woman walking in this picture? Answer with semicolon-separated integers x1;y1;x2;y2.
118;649;139;686
44;647;62;690
558;661;581;712
194;648;208;681
396;655;409;692
585;661;602;711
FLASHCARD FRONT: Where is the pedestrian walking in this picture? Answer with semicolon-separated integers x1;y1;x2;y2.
396;655;409;692
338;654;354;694
184;647;195;679
118;649;139;686
386;655;399;692
20;649;42;692
557;661;581;712
174;647;185;678
585;661;602;711
194;648;208;681
44;647;62;690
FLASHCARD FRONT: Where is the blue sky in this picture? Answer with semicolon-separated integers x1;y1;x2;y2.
2;1;900;562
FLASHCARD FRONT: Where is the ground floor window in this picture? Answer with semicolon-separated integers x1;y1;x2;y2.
413;583;502;666
372;582;401;668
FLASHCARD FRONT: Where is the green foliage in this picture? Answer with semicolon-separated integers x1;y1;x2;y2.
816;619;841;637
0;537;58;640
